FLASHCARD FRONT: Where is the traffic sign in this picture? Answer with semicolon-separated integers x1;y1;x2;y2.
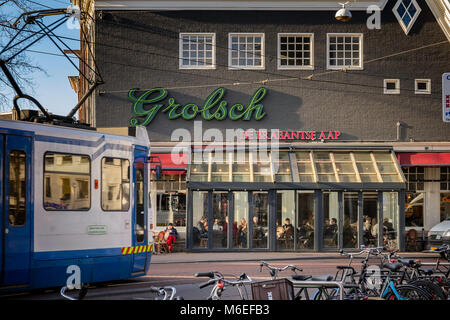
444;73;450;123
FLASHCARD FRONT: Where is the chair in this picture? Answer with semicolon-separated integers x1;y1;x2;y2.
200;237;208;248
155;231;169;254
406;229;418;252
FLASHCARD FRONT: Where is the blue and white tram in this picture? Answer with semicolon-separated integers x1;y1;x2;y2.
0;119;153;291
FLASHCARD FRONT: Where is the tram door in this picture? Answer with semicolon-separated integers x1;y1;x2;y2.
132;148;148;273
0;134;32;286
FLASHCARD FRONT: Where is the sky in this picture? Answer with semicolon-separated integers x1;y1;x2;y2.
0;0;80;118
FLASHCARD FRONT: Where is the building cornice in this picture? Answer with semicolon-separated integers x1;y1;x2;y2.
95;0;389;11
425;0;450;43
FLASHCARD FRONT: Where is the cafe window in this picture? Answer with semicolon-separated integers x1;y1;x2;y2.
180;33;215;69
278;33;314;70
190;150;404;184
440;167;450;191
274;152;292;182
156;193;186;227
403;167;425;191
229;33;264;69
405;192;424;227
191;150;274;183
327;33;363;70
101;158;130;211
44;153;90;211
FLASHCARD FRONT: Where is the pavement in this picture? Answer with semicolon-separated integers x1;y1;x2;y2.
150;250;440;264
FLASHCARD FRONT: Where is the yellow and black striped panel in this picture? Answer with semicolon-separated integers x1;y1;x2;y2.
121;244;153;255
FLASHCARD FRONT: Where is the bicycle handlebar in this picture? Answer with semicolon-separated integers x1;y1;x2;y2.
199;279;216;289
259;261;303;273
195;272;215;278
197;271;252;289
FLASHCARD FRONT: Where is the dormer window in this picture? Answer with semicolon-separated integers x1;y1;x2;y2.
393;0;422;35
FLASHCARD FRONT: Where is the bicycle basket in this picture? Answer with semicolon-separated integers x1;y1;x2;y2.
251;278;294;300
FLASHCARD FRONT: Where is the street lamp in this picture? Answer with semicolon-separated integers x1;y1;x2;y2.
335;2;352;22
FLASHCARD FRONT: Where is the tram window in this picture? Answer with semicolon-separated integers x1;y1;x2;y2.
101;158;130;211
44;153;91;211
9;150;26;226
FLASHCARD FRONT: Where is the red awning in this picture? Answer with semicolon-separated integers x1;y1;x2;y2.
150;153;188;175
396;152;450;166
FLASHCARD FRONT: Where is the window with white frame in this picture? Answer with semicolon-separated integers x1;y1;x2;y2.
278;33;314;70
229;33;264;69
393;0;422;35
415;79;431;94
384;79;400;94
327;34;363;70
179;33;215;69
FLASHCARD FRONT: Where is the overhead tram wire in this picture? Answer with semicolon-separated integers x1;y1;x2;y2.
1;20;446;86
2;19;446;86
3;47;443;99
26;0;55;10
0;21;447;96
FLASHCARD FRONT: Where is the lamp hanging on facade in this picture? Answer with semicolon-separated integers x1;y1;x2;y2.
335;2;352;22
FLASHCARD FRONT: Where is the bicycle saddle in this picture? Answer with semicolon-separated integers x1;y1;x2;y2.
421;268;434;275
291;274;333;281
382;262;403;272
310;274;334;281
291;275;312;281
398;259;415;266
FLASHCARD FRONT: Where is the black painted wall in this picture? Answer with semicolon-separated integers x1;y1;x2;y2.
94;0;450;142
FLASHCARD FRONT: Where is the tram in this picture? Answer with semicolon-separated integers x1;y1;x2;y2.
0;119;153;292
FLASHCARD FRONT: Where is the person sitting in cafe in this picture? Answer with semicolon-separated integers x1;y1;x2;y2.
253;216;264;246
164;223;178;252
238;218;248;247
276;219;284;239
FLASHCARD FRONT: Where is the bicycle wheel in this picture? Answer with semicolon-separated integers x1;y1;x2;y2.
312;288;334;300
384;284;432;300
409;280;446;300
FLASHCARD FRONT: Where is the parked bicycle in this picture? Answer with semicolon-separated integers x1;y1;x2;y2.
150;286;183;300
194;271;252;300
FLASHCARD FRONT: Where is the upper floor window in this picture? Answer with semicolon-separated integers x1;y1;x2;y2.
384;79;401;95
44;153;91;211
228;33;264;70
278;33;314;70
179;33;215;69
415;79;431;95
327;34;363;70
393;0;422;35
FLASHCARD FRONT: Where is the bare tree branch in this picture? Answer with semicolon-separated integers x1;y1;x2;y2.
0;0;46;111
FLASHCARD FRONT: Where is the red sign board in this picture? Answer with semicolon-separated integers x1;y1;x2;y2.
240;130;341;141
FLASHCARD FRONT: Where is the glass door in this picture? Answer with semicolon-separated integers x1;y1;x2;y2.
2;134;32;286
133;148;148;273
276;191;295;250
362;192;379;247
192;191;208;248
297;191;315;250
323;192;339;249
212;192;229;249
343;192;358;248
252;192;269;249
383;192;399;250
233;192;249;248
